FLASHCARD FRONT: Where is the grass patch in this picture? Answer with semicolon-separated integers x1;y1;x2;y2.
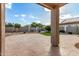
41;32;51;36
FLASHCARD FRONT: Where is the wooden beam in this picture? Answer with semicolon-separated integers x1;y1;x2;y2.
38;3;67;10
38;3;54;10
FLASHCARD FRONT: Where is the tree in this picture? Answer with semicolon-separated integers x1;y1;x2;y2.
37;23;43;28
37;23;44;32
45;25;51;32
31;22;38;27
31;22;38;32
14;23;21;28
14;23;21;32
31;22;43;28
5;23;14;27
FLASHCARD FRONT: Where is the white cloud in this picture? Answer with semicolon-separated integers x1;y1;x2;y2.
21;14;26;17
14;14;27;18
30;15;36;18
44;23;50;25
60;6;66;14
5;3;12;9
60;14;79;19
34;19;50;25
29;15;41;19
44;7;51;12
35;20;41;23
14;14;19;17
60;14;72;19
60;4;69;15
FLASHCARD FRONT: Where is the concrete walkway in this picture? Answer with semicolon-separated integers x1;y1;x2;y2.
5;33;79;56
5;33;51;56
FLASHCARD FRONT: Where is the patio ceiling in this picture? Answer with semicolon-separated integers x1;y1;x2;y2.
38;3;67;10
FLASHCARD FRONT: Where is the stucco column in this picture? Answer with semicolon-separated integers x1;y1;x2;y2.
51;7;59;47
0;4;5;56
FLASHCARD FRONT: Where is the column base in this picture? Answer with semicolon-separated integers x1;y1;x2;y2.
49;46;61;56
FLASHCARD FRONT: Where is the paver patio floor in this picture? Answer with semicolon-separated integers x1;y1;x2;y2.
5;33;79;56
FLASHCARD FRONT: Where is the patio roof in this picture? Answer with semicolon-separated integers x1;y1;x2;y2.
38;3;67;10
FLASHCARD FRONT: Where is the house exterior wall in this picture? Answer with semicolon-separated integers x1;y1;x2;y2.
59;24;79;34
66;24;77;33
19;27;28;32
59;25;65;31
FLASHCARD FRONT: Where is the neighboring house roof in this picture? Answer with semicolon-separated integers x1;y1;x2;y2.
60;17;79;25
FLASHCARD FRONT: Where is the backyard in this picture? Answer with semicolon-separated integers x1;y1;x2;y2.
4;3;79;56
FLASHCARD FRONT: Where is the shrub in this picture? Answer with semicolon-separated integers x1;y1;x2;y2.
45;25;51;32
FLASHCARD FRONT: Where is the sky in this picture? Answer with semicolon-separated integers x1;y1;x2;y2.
5;3;79;26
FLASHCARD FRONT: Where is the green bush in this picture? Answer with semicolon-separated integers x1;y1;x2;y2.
45;25;51;32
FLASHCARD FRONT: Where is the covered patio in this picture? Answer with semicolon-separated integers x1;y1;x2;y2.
0;3;66;56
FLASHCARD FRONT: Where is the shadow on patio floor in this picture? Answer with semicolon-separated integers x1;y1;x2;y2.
75;42;79;49
48;46;61;56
